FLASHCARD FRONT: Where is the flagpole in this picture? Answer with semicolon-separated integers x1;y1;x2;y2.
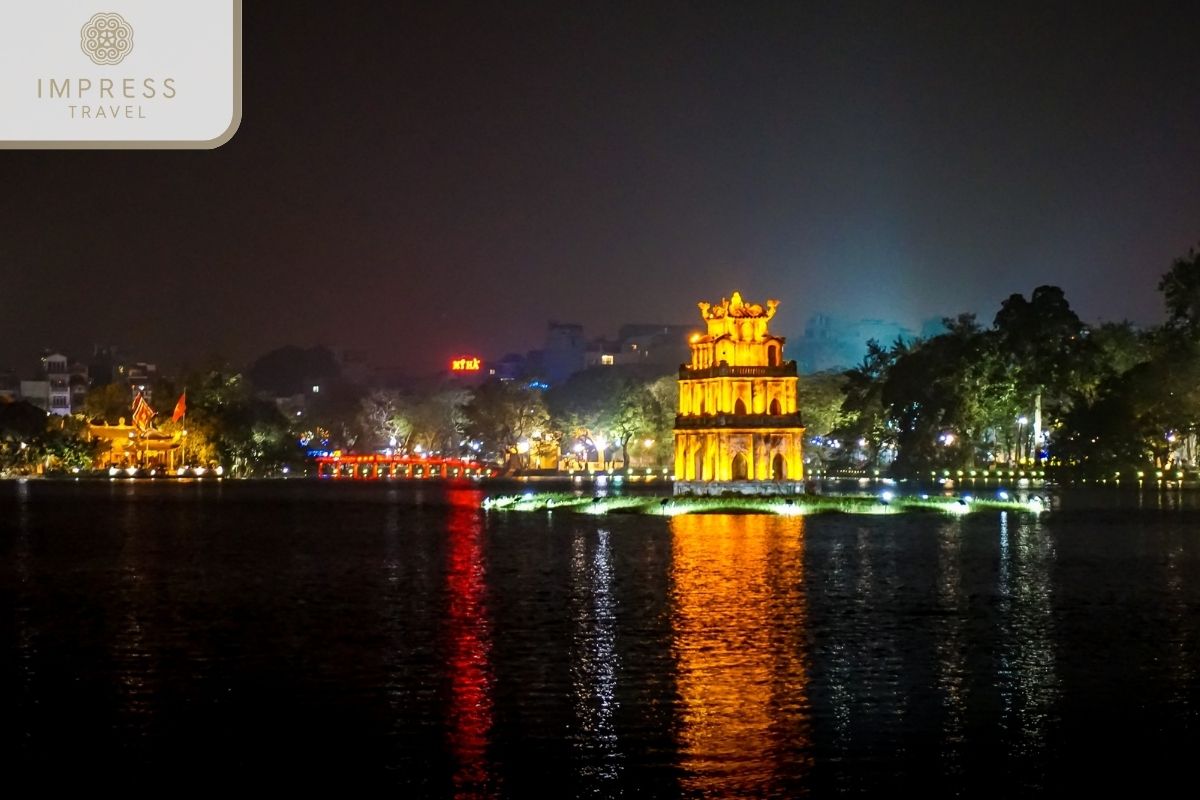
177;390;188;469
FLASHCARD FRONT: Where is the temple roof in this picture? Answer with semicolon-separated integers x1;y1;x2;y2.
89;423;178;443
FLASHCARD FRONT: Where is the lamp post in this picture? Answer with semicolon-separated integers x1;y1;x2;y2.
1017;416;1028;463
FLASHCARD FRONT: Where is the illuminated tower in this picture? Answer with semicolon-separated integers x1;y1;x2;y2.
674;292;805;495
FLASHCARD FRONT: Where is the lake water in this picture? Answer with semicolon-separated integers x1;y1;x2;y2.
1;480;1198;795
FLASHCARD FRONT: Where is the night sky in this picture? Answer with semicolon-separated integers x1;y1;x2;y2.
3;2;1199;375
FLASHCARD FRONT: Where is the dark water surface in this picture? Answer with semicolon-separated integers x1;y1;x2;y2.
2;480;1198;795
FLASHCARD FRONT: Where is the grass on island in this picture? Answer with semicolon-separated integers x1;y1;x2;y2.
481;491;1043;517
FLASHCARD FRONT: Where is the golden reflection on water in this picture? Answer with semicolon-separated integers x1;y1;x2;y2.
668;514;811;796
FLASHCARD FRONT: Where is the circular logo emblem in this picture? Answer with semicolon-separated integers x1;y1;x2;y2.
81;12;134;66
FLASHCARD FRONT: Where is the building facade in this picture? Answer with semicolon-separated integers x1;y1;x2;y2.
673;292;805;495
19;380;50;411
793;313;918;373
42;353;72;416
539;322;587;384
69;363;90;413
0;371;18;403
615;323;693;369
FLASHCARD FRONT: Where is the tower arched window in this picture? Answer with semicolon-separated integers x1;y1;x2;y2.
731;452;749;480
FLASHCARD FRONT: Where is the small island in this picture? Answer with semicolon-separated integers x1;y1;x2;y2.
482;490;1045;517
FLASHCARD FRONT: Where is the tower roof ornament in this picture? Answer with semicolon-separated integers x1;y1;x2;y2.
698;292;778;321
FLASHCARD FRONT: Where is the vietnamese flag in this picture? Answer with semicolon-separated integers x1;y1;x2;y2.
172;391;187;422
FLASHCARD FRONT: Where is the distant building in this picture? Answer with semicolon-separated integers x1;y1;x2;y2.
585;338;621;368
919;317;948;339
492;353;528;381
19;380;49;411
539;322;587;384
69;363;90;413
0;370;19;403
41;352;72;416
88;348;159;399
122;361;157;400
333;347;370;385
88;344;119;386
614;323;693;369
523;319;694;381
445;354;489;387
10;352;94;415
793;314;916;372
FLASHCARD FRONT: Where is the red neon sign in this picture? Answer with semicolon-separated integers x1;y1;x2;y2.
451;356;482;372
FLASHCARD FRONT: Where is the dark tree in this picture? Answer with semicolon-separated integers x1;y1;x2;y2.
1158;246;1200;335
0;401;50;442
546;367;661;468
249;346;342;397
461;381;547;467
84;382;132;424
993;286;1091;459
838;338;902;468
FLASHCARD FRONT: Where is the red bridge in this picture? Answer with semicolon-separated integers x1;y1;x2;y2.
315;453;494;480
